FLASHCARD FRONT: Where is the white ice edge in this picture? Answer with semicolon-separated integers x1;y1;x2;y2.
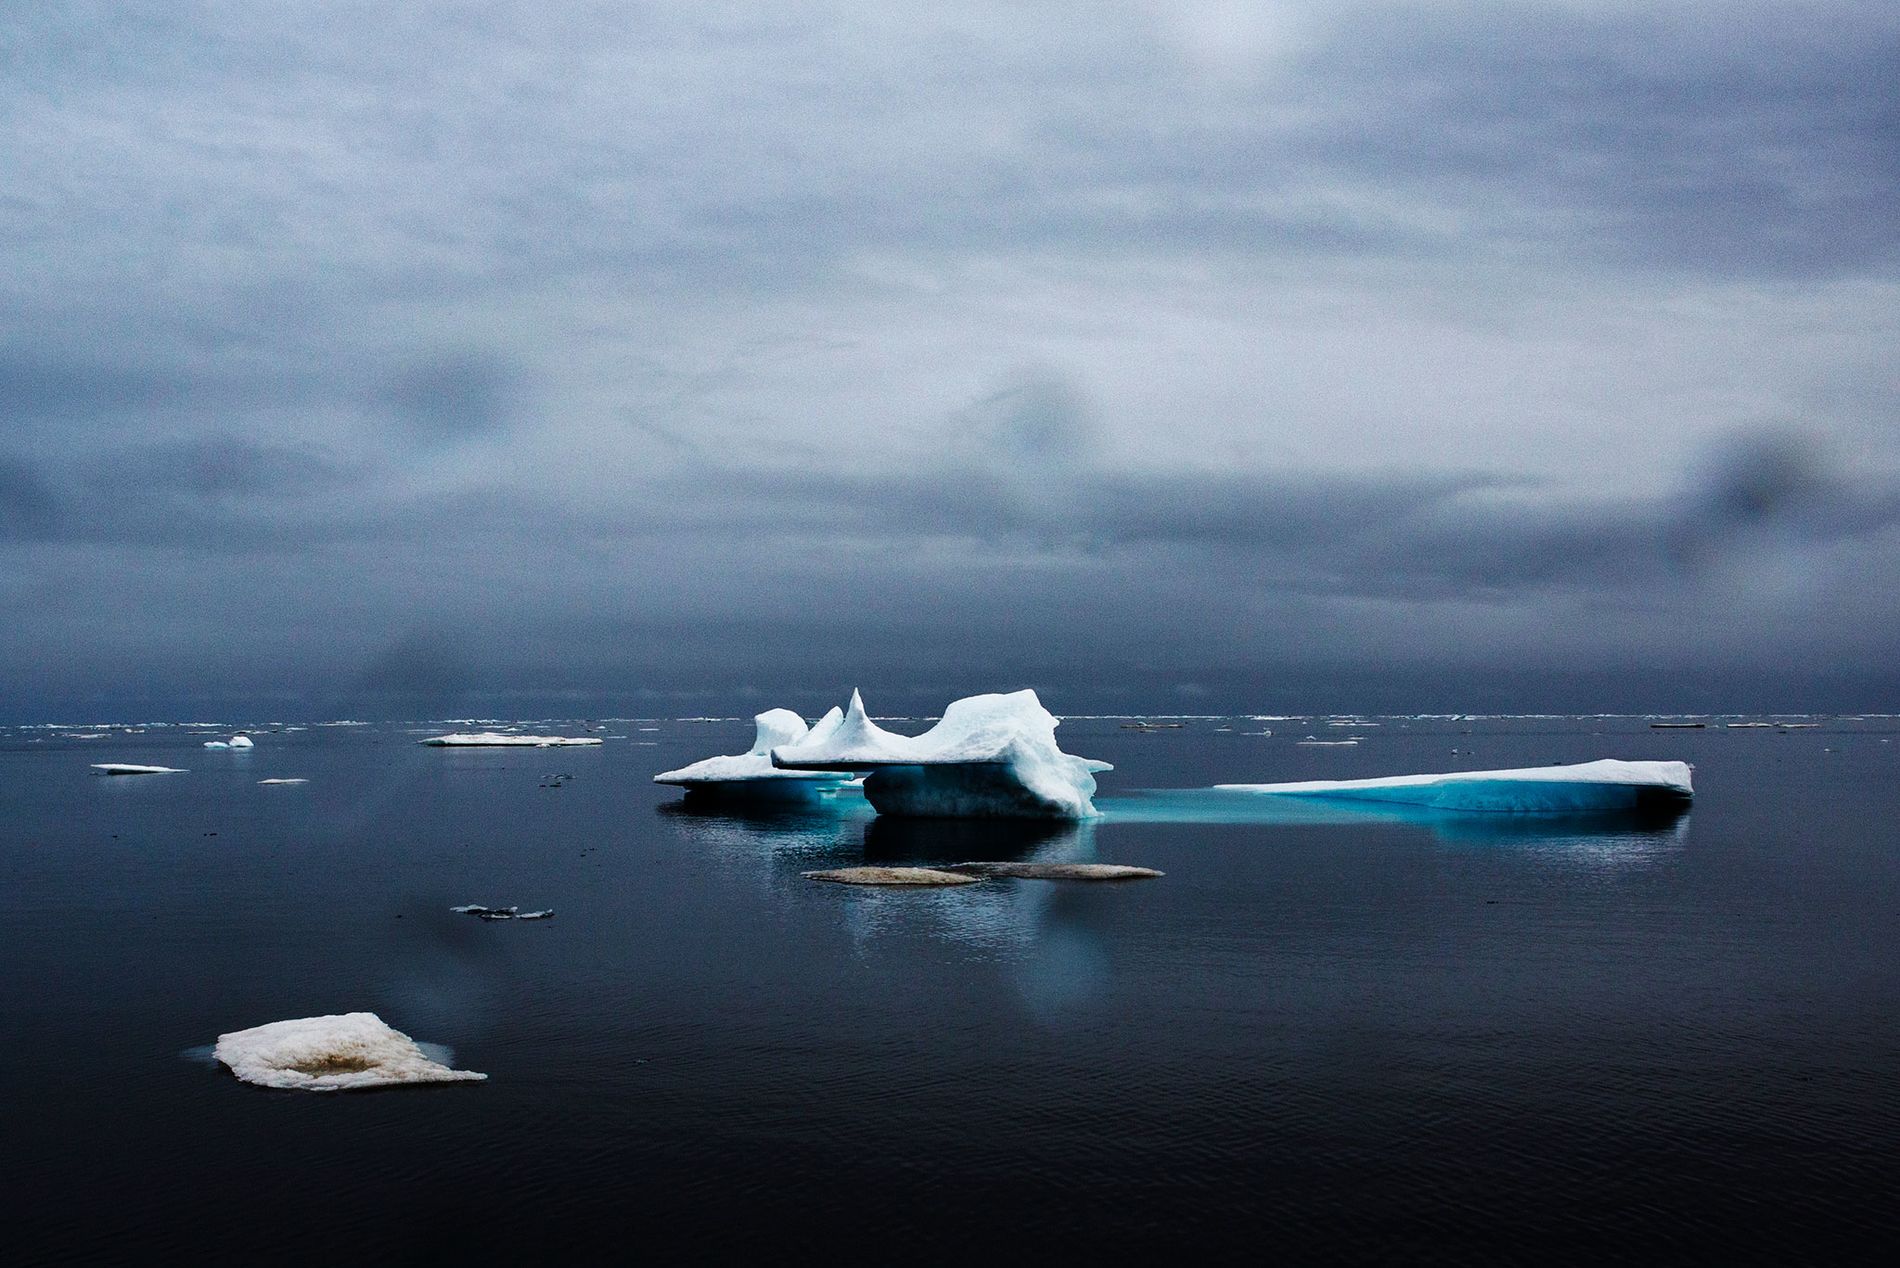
92;763;185;775
653;707;853;785
420;733;603;747
1215;759;1693;812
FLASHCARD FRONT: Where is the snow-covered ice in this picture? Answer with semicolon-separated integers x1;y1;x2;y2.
420;732;603;747
213;1012;486;1091
91;764;185;775
451;905;554;921
1216;759;1693;814
653;708;853;805
772;689;1111;819
229;734;254;748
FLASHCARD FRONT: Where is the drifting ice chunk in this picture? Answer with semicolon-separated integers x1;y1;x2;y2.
213;1012;486;1091
258;778;307;785
653;708;852;805
420;733;603;747
949;862;1163;880
229;734;254;748
773;689;1112;819
91;763;185;775
1216;759;1693;814
803;867;981;886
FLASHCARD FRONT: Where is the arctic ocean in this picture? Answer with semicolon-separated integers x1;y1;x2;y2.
3;712;1896;1262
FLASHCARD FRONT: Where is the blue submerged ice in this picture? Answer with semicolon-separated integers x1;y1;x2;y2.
771;689;1112;820
1214;759;1693;814
654;707;856;807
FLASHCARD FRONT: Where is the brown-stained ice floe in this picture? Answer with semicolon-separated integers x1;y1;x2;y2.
803;867;982;886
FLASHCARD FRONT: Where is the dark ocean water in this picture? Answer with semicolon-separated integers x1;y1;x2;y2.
3;713;1897;1264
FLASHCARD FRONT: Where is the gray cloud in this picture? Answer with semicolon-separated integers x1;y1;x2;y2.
1;2;1896;716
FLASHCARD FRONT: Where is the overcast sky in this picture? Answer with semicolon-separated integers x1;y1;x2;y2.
3;1;1897;717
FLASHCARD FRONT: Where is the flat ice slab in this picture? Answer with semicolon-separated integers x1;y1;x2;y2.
91;763;185;775
803;867;980;886
949;862;1163;880
420;733;603;747
1216;759;1693;814
213;1012;486;1091
772;689;1111;819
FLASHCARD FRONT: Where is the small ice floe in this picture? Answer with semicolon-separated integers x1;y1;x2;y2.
420;733;603;747
62;732;109;740
950;862;1163;881
1217;759;1693;814
802;867;982;886
203;734;252;748
1649;721;1706;729
213;1012;485;1091
91;763;185;775
772;689;1112;819
257;778;307;785
1296;738;1359;746
450;905;554;921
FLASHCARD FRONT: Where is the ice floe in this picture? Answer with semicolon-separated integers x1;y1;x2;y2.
772;689;1111;819
950;862;1163;880
450;905;554;921
213;1012;486;1091
91;764;185;775
1216;759;1693;814
653;707;853;804
419;732;603;747
257;778;307;785
803;867;981;886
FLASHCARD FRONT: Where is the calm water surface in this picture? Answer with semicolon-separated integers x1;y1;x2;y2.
3;715;1897;1263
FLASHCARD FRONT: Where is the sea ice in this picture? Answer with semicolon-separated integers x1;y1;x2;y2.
653;707;854;804
213;1012;486;1091
91;764;185;775
229;734;254;748
772;689;1111;819
1216;759;1693;814
257;778;307;785
419;733;604;747
949;862;1163;880
803;867;981;886
451;905;554;921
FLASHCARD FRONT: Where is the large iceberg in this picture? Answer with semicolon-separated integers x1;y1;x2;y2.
772;689;1111;819
213;1012;486;1091
1216;759;1693;814
653;707;854;806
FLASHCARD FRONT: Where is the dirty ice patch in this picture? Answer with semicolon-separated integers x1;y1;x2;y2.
213;1012;486;1091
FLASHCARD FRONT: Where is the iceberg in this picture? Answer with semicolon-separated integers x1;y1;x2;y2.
229;733;254;748
214;1012;485;1091
420;732;603;747
653;707;853;806
772;689;1111;819
91;763;185;775
1215;759;1693;814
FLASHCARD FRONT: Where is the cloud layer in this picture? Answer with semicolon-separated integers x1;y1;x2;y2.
2;2;1896;715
